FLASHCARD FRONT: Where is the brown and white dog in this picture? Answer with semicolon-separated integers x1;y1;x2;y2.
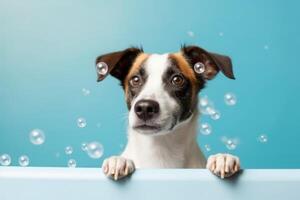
95;45;240;180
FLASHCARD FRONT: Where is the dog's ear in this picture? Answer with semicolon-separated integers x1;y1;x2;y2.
95;47;143;82
181;45;235;80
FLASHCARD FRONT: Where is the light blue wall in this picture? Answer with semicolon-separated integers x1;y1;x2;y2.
0;0;299;168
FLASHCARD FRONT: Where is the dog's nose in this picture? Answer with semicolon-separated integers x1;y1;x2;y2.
134;100;159;120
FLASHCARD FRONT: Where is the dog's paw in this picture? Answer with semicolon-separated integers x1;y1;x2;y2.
206;153;240;179
102;156;135;181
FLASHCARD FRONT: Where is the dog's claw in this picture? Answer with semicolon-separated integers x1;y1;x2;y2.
206;153;240;178
102;156;135;181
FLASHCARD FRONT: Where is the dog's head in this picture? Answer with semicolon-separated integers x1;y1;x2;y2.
95;45;234;135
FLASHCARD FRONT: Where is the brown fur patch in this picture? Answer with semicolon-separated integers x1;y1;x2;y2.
169;53;198;84
124;53;149;96
169;52;199;106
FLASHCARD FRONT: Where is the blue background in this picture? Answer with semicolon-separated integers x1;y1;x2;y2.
1;0;299;168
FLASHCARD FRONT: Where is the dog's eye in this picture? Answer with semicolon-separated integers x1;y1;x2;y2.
130;76;142;87
171;75;185;87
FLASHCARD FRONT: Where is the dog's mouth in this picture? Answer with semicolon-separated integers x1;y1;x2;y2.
132;115;178;134
133;124;161;132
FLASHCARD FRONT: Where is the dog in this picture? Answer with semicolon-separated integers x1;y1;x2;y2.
95;45;240;180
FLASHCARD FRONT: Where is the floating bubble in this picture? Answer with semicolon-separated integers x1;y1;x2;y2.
0;154;11;166
82;88;90;96
194;62;205;74
210;109;221;120
96;62;108;75
199;95;221;119
200;122;212;135
55;152;60;158
199;96;214;115
29;129;45;145
65;146;73;155
187;31;195;37
221;137;238;150
68;159;76;168
86;141;104;159
18;155;29;167
225;139;237;150
219;32;224;37
77;117;87;128
204;144;211;152
200;96;210;107
258;134;268;143
224;93;237;106
81;143;88;151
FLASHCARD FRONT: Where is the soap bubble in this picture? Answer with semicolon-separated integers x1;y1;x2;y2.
96;62;108;75
68;159;76;168
200;122;212;135
204;144;211;152
29;129;45;145
199;96;214;115
187;31;195;37
194;62;205;74
82;88;90;96
258;134;268;143
199;95;221;120
221;137;238;150
225;139;237;150
65;146;73;155
224;93;237;106
86;141;104;159
18;155;29;167
0;154;11;166
81;143;88;151
200;96;210;107
219;32;224;37
210;109;221;120
77;117;87;128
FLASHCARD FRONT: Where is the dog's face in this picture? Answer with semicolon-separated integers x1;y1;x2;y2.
95;46;234;135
